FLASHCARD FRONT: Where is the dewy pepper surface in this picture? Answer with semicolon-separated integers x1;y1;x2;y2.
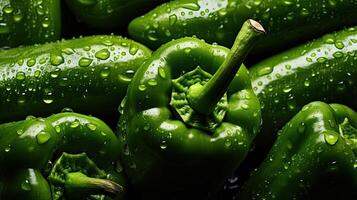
117;20;264;199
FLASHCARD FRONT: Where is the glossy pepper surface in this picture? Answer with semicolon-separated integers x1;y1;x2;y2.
129;0;357;59
118;20;264;198
250;26;357;151
0;35;151;124
239;102;357;199
0;112;125;199
0;0;61;47
65;0;168;30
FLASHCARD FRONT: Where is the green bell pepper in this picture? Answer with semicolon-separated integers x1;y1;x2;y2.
239;102;357;199
118;20;264;198
0;112;125;199
250;26;357;151
65;0;168;30
0;0;61;47
0;35;151;124
128;0;357;60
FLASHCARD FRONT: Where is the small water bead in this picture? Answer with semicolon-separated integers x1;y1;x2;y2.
129;45;138;55
100;67;110;78
17;129;24;135
257;66;273;76
138;84;147;91
36;131;51;144
334;41;345;49
54;125;61;133
70;119;80;128
160;141;168;149
16;72;25;80
3;5;14;14
333;51;343;58
158;67;166;78
86;123;97;131
304;79;310;87
50;54;64;66
62;48;75;55
27;59;36;67
95;49;110;60
21;180;32;191
169;14;177;26
79;57;93;67
148;79;157;86
324;130;339;145
102;40;113;46
300;8;309;16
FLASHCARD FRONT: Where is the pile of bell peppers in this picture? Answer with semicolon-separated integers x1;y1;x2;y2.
0;0;356;199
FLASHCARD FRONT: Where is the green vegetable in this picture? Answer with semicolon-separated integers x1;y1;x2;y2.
65;0;168;30
239;102;357;199
118;20;263;198
0;112;125;199
128;0;357;59
250;26;357;151
0;35;151;124
0;0;61;47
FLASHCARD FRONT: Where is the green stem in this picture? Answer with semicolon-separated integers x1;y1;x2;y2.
187;19;265;114
64;172;123;199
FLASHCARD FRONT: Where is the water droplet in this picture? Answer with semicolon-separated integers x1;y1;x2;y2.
54;125;61;133
100;67;110;78
21;180;32;191
334;41;345;49
13;13;23;22
169;14;177;26
36;131;51;144
102;39;113;46
61;107;73;112
4;145;11;152
43;97;53;104
182;2;200;11
304;79;310;87
86;123;97;131
70;119;80;128
3;5;14;14
138;84;146;91
333;51;343;58
283;86;292;93
16;72;25;80
300;8;309;16
160;141;168;149
158;67;166;78
27;59;36;67
257;66;273;76
62;48;75;55
148;79;157;86
50;54;64;66
317;57;327;63
129;44;138;55
95;49;110;60
118;70;135;82
17;129;24;135
225;139;231;148
79;57;93;67
323;130;339;145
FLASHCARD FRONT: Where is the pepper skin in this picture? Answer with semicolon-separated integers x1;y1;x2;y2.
65;0;168;30
239;102;357;199
118;20;264;199
129;0;357;60
0;0;61;47
0;112;125;199
250;26;357;151
0;35;151;124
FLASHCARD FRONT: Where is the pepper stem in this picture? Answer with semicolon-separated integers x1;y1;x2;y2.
65;172;123;199
187;19;265;114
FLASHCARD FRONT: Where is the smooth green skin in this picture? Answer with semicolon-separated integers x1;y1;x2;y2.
0;35;151;124
0;112;125;199
0;0;60;47
129;0;357;59
118;37;261;198
250;26;357;151
239;102;357;199
0;169;51;200
65;0;168;30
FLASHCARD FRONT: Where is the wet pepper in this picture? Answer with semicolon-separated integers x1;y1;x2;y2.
129;0;357;60
0;0;61;47
239;102;357;199
118;20;264;198
65;0;168;30
0;112;125;200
